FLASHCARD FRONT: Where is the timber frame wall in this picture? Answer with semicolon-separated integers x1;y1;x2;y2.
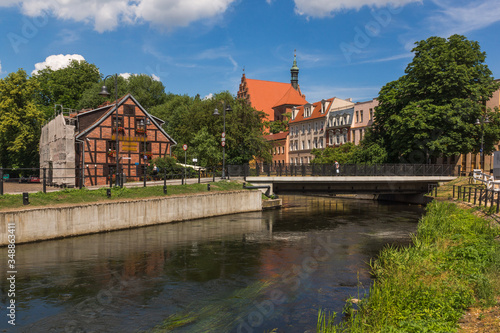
75;94;175;187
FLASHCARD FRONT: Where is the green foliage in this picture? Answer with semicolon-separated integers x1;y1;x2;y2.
311;138;387;165
319;201;500;332
148;156;198;177
265;112;291;134
0;69;46;168
33;60;101;115
148;91;271;166
77;74;167;110
370;35;500;162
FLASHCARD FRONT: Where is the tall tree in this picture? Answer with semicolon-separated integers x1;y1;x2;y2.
77;74;167;110
371;35;500;163
0;69;46;168
33;60;101;115
148;92;271;166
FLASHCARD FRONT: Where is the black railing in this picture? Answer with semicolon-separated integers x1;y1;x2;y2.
0;166;222;195
452;185;500;213
228;163;461;178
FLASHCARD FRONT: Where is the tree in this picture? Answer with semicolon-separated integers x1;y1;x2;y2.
148;92;271;166
192;127;222;167
33;60;101;116
370;35;500;163
0;69;46;168
265;112;291;134
77;74;167;110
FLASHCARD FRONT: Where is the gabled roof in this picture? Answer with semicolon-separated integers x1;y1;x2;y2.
75;94;176;145
239;76;307;121
272;85;308;108
264;131;289;141
290;98;334;123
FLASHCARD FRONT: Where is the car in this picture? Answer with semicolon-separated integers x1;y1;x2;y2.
29;176;40;183
18;175;41;183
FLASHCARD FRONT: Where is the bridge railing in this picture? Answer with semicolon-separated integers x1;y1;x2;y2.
227;163;461;177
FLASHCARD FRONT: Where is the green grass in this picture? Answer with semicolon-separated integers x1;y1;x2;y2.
0;181;247;211
318;201;500;332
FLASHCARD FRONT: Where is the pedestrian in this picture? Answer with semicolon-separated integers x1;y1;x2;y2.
335;160;340;176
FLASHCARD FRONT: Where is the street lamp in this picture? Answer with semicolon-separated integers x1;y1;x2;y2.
213;102;232;179
98;74;121;187
475;115;491;171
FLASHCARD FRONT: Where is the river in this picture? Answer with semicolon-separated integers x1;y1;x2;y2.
0;195;424;333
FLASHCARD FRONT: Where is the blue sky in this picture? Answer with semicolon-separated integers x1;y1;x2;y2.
0;0;499;103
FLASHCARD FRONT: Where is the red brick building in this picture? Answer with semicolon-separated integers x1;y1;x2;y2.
40;94;176;187
264;131;289;166
237;54;307;123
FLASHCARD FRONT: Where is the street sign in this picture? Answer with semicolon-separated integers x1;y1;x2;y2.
183;144;188;151
221;137;226;142
222;132;225;138
221;141;226;147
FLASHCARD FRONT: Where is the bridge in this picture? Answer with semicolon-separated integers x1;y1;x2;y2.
228;164;459;203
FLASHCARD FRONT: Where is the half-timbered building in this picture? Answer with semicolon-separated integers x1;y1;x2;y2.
40;94;176;187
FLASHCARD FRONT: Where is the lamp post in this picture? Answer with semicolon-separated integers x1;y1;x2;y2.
475;115;491;171
213;101;232;179
98;74;121;187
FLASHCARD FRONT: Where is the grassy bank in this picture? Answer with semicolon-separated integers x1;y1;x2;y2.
0;181;246;211
318;201;500;332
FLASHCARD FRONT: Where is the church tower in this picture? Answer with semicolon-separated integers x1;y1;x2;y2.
290;51;299;90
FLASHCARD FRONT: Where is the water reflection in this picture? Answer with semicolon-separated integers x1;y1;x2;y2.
0;196;424;332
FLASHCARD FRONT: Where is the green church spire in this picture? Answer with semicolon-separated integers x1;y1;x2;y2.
291;50;299;90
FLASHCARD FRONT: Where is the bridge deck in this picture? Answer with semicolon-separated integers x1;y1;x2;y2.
245;176;456;195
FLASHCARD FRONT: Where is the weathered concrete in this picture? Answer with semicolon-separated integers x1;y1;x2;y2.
0;190;262;246
262;199;282;210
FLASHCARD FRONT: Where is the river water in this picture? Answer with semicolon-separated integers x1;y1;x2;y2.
0;195;424;333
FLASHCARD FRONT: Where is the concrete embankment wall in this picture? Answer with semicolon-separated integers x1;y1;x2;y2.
0;190;262;246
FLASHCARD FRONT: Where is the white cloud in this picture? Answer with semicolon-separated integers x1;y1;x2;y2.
427;0;500;36
203;93;214;100
293;0;420;18
0;59;2;73
120;73;132;80
0;0;236;32
119;72;160;81
32;54;85;75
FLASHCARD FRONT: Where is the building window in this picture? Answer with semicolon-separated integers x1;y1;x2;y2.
356;111;359;123
124;104;135;116
313;138;317;148
112;116;123;127
107;140;117;151
301;141;305;150
308;123;311;133
139;141;151;153
352;130;356;143
360;111;364;123
307;140;311;149
302;125;305;134
369;108;373;120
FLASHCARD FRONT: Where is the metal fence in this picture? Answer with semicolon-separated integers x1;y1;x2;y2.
0;166;224;195
452;184;500;213
228;163;461;178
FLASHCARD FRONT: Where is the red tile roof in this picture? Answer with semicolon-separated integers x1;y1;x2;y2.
290;98;335;123
238;75;307;121
264;131;289;141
